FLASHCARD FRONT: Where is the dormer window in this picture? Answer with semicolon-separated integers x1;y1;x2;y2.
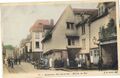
98;5;105;16
98;6;104;16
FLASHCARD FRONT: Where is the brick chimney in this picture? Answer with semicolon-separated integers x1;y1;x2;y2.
50;19;54;26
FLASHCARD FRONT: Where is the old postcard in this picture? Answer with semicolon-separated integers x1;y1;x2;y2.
0;0;120;78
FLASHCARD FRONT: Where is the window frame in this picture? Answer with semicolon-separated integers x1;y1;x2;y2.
66;22;75;30
82;39;86;49
35;41;40;48
67;38;75;46
82;25;85;35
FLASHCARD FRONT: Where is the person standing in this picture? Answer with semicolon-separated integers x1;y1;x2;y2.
49;58;53;68
7;58;11;67
10;57;14;68
4;58;7;66
75;56;79;68
66;58;69;67
18;57;21;65
98;57;103;71
15;57;18;65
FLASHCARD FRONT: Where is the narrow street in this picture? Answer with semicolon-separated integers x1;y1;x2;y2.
3;62;73;78
3;62;69;74
3;62;118;78
3;62;37;73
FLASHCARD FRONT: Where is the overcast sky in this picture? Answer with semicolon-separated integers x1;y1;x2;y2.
1;2;98;47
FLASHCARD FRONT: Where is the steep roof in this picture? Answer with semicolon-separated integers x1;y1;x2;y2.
29;19;50;32
42;6;98;42
42;5;73;42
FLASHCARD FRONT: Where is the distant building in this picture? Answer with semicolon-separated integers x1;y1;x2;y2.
29;19;53;61
19;39;27;60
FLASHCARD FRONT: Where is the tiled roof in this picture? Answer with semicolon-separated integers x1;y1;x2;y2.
29;19;50;32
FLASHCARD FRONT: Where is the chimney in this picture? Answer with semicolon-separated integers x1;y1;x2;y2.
50;19;54;26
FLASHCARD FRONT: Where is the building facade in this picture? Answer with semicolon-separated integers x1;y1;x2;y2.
29;19;53;62
42;2;117;69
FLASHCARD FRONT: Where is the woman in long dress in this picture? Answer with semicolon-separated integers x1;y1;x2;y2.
49;58;52;68
4;58;7;66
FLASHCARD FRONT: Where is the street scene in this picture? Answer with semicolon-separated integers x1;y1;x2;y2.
1;1;118;75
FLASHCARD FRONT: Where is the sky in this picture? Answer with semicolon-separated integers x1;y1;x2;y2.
1;1;98;47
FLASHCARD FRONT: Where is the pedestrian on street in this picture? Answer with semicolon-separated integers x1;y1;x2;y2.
4;58;7;66
98;57;103;71
49;58;53;68
7;58;11;67
14;57;18;65
75;56;79;68
18;57;21;65
10;57;14;68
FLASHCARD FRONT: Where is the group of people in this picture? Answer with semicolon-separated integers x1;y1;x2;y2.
4;57;21;68
75;56;104;70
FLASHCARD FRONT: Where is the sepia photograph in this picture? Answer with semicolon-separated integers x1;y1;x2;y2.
0;0;120;78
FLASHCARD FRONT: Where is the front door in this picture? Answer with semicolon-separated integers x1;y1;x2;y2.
67;49;79;68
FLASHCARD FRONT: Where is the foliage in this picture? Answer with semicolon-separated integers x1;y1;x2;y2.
4;45;14;50
99;18;117;41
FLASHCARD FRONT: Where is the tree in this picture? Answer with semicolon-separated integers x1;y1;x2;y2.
4;45;14;50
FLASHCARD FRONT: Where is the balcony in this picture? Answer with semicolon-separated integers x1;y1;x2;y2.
65;29;79;37
67;45;81;49
99;19;117;42
66;18;74;23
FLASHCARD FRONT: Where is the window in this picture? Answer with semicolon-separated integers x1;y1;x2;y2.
82;39;86;49
82;25;85;35
90;51;93;56
99;7;103;16
35;41;39;48
35;32;40;39
101;6;104;14
94;49;99;56
98;8;100;16
71;23;74;29
68;38;71;45
71;39;75;45
94;50;97;56
67;38;75;46
98;5;106;16
66;22;75;29
67;22;70;29
97;50;100;56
